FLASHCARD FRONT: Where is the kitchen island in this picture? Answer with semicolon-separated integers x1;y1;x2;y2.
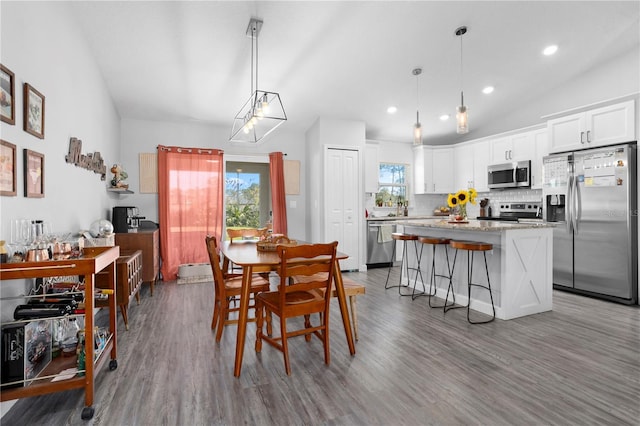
399;219;554;320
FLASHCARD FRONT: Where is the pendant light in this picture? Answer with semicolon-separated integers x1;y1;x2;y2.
412;67;423;146
455;26;469;134
230;18;287;143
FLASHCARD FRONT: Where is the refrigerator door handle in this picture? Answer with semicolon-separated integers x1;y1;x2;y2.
566;174;574;233
573;174;581;234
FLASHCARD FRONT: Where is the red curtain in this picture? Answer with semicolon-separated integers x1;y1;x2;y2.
269;152;288;236
158;145;224;280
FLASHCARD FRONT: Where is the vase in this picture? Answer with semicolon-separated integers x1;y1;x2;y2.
457;204;468;221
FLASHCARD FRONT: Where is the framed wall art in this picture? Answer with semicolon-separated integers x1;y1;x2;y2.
0;64;15;125
24;83;45;139
0;140;17;196
24;149;44;198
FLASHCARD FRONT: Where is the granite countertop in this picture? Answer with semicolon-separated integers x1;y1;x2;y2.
367;215;444;221
401;218;555;231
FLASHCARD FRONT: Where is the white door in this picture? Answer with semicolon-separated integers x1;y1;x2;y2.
325;148;359;271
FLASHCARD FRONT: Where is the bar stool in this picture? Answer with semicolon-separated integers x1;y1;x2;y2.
415;236;454;305
445;240;496;324
385;233;423;297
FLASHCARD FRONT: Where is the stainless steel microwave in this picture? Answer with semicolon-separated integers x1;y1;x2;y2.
487;160;531;189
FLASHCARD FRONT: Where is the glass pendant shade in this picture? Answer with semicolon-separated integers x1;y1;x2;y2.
413;111;422;145
456;103;468;134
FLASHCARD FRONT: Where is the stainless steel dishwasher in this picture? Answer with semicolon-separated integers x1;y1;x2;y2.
366;221;396;268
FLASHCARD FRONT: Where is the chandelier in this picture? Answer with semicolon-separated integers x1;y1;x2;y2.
230;18;287;143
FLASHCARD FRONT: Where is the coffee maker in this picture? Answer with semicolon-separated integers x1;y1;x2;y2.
112;207;146;233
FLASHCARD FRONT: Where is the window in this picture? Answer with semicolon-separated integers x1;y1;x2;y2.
225;161;270;228
376;163;408;207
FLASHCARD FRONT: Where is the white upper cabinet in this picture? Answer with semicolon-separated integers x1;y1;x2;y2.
490;132;536;164
531;129;549;189
547;100;635;153
453;140;491;192
364;144;379;193
431;148;454;194
473;140;492;192
413;145;432;195
454;143;474;190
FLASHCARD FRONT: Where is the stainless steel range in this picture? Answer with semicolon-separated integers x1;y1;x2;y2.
478;201;542;222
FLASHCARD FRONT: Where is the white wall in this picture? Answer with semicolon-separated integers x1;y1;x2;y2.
120;118;308;241
0;1;120;240
305;117;366;267
0;1;121;416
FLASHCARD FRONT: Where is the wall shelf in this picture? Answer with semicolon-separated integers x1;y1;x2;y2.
107;188;134;194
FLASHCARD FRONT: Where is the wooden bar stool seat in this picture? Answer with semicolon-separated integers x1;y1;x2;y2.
416;236;453;305
446;240;496;324
384;233;423;297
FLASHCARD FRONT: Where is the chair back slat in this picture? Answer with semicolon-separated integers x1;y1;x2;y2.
277;243;338;300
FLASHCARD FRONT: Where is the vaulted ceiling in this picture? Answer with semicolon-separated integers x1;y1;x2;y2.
68;1;640;144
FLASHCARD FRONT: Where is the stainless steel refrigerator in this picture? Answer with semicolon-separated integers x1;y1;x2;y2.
542;143;637;304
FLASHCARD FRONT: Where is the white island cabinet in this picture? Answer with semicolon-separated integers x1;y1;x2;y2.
401;220;554;320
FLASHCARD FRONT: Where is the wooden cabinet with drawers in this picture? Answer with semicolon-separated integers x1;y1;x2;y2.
115;229;159;295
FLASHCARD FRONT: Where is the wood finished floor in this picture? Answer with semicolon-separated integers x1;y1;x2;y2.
3;267;639;425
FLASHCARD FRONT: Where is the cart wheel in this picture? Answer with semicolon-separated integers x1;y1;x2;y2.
109;359;118;370
81;406;94;420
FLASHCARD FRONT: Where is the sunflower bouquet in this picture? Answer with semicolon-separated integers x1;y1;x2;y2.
447;188;478;220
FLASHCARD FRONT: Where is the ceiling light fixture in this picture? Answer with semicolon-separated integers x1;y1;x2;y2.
440;114;450;121
412;67;423;145
387;106;398;114
455;25;469;135
482;86;494;94
543;45;558;56
230;18;287;143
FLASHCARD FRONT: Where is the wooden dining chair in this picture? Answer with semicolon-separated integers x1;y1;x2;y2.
254;241;338;375
205;235;271;342
225;227;269;274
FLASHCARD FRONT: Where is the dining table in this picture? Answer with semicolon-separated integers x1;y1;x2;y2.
219;239;356;377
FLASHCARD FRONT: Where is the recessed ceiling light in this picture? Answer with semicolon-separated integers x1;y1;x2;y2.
482;86;494;94
439;114;450;121
387;106;397;114
543;45;558;56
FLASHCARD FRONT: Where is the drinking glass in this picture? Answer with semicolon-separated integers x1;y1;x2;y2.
11;219;31;245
